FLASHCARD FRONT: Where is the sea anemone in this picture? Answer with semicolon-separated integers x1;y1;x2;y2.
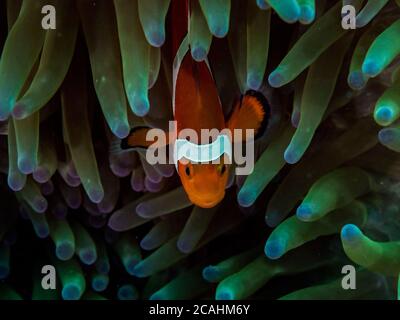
0;0;400;300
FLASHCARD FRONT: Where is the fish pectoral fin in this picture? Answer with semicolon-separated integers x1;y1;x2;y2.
121;127;153;150
120;126;171;150
226;90;269;141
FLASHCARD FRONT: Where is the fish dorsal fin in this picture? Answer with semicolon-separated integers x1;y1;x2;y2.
172;36;217;117
172;35;190;116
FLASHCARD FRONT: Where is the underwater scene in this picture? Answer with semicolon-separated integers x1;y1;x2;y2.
0;0;400;301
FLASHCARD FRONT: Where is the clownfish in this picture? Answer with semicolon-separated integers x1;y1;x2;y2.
119;0;269;208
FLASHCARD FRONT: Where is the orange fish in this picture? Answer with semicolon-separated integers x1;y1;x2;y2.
120;1;268;208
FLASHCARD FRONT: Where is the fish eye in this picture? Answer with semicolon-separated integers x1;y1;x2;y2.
185;166;191;177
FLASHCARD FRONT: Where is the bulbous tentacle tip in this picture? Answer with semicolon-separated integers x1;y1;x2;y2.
68;198;82;210
265;238;286;260
280;3;301;24
299;5;315;24
216;290;234;300
149;293;163;300
191;46;207;62
119;290;138;300
88;188;104;204
296;203;315;221
284;16;300;24
202;266;219;282
33;167;50;184
375;106;394;126
209;23;229;39
256;0;269;10
341;224;362;243
362;59;381;77
7;176;26;192
131;95;150;117
125;259;140;276
41;182;54;197
97;201;114;214
147;29;165;48
268;70;285;88
139;238;151;251
107;218;119;233
131;262;146;278
284;147;301;165
12;103;28;120
136;202;150;218
92;278;108;292
348;71;366;90
111;164;131;179
378;128;396;145
18;157;35;175
62;284;81;301
247;73;262;91
80;249;97;265
35;197;48;213
177;239;193;254
237;189;256;208
56;242;75;261
112;122;130;140
36;226;49;239
355;19;369;29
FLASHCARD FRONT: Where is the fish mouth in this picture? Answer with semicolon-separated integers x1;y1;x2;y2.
188;191;225;209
